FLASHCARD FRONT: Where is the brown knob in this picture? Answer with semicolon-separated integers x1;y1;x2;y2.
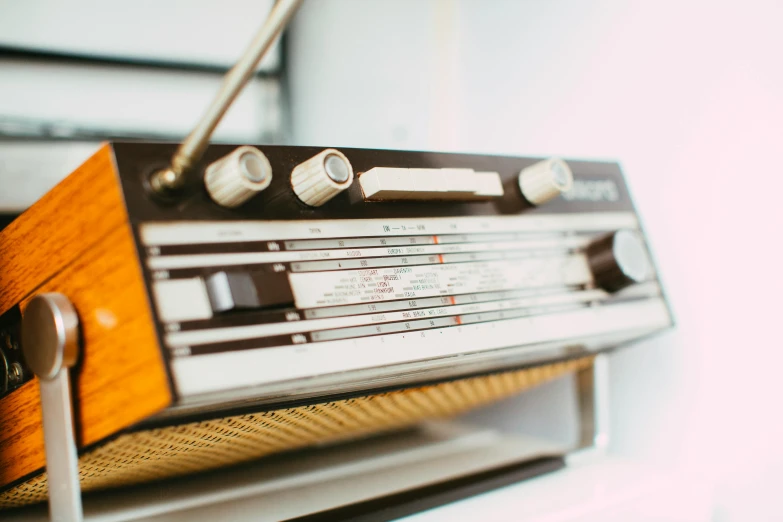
586;230;652;293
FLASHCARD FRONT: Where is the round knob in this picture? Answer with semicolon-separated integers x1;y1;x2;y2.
518;158;573;205
291;149;354;207
586;230;653;293
21;293;80;380
204;146;273;208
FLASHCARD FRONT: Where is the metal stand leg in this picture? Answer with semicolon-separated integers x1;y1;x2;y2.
575;362;596;450
21;293;83;522
574;354;610;453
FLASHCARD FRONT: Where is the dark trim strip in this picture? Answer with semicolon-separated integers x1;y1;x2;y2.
0;214;18;232
285;455;565;522
0;47;282;76
159;263;291;280
184;333;301;356
173;309;296;332
155;240;284;256
150;230;595;256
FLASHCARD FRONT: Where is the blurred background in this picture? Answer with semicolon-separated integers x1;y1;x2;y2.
2;1;782;520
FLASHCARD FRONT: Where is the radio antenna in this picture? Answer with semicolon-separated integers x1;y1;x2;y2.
150;0;303;195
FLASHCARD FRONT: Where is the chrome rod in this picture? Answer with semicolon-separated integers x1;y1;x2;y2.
151;0;303;194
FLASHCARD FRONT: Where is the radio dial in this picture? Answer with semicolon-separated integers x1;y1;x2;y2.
204;146;273;208
518;158;573;205
586;229;652;292
291;149;354;207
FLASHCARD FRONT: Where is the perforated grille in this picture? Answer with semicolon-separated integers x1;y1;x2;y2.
0;357;592;509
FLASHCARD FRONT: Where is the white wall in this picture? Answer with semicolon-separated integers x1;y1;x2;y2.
289;1;783;519
0;0;279;69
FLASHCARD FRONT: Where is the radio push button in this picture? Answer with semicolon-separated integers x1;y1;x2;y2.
359;167;504;201
205;270;294;313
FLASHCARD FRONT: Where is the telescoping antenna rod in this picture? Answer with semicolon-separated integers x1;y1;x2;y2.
150;0;303;195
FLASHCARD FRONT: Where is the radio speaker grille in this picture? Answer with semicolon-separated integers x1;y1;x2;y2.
0;357;592;509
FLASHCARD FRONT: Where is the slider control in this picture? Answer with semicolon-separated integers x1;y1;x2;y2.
205;270;294;313
518;158;573;205
204;146;273;208
291;149;354;207
359;168;504;201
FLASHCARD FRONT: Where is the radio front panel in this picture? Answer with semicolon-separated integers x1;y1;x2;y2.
105;143;674;413
141;214;668;407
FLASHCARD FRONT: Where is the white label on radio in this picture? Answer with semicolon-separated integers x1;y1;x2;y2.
139;212;638;246
152;278;213;322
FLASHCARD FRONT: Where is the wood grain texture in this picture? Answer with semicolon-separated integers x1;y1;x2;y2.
0;144;172;489
0;381;42;490
0;145;118;315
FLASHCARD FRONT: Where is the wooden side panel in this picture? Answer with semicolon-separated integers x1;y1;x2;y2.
0;381;42;489
0;145;172;488
0;145;119;314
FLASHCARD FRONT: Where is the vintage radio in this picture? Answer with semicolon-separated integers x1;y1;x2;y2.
0;1;672;517
0;140;672;511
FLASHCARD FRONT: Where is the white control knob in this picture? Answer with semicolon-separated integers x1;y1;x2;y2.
518;158;573;205
204;146;273;208
291;149;354;207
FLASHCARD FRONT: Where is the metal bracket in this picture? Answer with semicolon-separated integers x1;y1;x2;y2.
21;293;83;522
573;353;610;457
